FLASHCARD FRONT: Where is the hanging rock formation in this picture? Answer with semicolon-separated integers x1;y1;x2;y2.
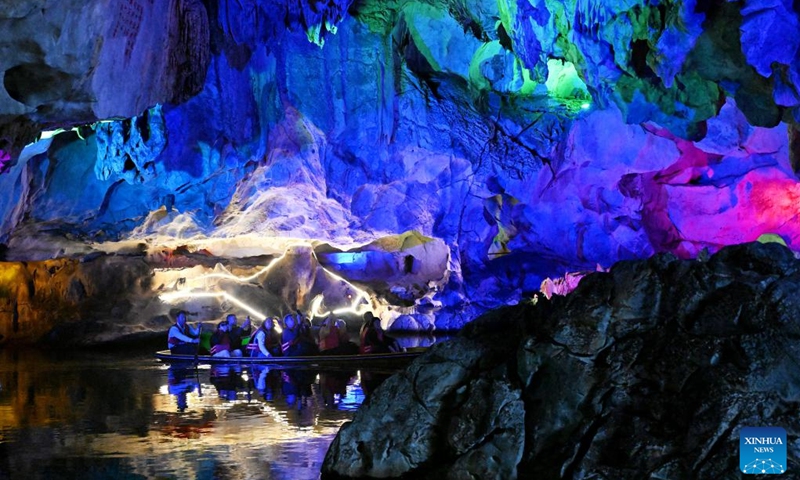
0;0;209;166
0;0;800;341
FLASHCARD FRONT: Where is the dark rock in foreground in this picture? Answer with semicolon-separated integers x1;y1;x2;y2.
322;242;800;479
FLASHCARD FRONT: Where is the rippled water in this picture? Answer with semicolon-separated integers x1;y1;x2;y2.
0;347;395;480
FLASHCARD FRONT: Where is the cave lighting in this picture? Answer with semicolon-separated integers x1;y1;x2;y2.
545;59;590;101
308;289;371;320
38;128;68;141
309;260;372;319
0;150;10;170
192;250;287;283
34;118;117;143
158;242;374;325
159;290;274;328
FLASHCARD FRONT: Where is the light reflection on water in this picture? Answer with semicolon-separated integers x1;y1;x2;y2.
0;348;394;480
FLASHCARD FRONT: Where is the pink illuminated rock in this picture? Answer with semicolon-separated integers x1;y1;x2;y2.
2;0;800;339
0;150;10;172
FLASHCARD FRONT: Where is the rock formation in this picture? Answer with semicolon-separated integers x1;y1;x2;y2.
0;0;209;164
322;242;800;478
1;1;800;342
0;253;159;345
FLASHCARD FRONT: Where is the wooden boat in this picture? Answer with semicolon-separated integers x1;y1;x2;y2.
155;348;425;368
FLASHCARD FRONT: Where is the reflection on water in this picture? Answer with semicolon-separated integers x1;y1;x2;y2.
0;348;394;480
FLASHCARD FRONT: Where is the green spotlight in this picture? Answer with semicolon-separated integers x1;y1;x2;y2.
544;59;592;114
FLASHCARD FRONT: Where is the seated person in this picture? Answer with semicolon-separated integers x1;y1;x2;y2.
226;314;252;350
318;316;337;351
360;313;403;354
167;311;201;355
248;317;282;358
359;311;376;354
335;319;359;354
294;309;315;346
281;312;318;356
319;317;359;355
209;321;238;357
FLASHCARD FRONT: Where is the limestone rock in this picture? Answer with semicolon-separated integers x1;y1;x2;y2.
0;0;210;164
323;242;800;478
318;231;450;308
0;255;156;344
322;336;516;478
94;105;167;184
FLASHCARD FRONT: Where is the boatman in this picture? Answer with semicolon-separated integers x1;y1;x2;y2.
167;310;201;355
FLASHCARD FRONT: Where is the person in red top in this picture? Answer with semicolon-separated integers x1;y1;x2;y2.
320;317;359;355
360;312;403;354
318;316;339;352
209;321;233;357
167;311;202;354
359;312;377;353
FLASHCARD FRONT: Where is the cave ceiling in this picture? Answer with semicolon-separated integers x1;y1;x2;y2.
0;0;798;328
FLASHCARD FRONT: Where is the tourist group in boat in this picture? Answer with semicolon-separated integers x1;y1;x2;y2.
166;309;403;358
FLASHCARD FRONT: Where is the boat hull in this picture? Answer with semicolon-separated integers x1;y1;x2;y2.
155;349;423;368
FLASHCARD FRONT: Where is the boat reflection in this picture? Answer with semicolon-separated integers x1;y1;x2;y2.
167;364;200;412
210;364;247;401
0;348;413;480
163;363;394;418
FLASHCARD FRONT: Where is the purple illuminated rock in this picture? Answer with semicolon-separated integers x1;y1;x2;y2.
2;0;800;340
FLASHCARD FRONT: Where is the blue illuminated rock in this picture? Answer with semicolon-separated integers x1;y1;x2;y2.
0;0;209;164
95;106;166;185
1;0;800;339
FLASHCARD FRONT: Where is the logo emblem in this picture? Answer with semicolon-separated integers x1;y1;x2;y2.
740;426;787;474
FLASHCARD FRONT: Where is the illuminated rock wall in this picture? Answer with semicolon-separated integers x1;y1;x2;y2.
0;0;209;164
0;255;159;344
0;0;799;342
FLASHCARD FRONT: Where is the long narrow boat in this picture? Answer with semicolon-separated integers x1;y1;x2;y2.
155;348;425;368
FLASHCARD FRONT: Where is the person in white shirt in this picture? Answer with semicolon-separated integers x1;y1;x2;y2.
167;311;201;354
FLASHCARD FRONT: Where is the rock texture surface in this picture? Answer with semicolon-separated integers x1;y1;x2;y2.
1;1;800;336
0;0;209;164
322;242;800;478
0;254;159;344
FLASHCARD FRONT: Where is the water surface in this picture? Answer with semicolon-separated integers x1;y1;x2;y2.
0;347;393;480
